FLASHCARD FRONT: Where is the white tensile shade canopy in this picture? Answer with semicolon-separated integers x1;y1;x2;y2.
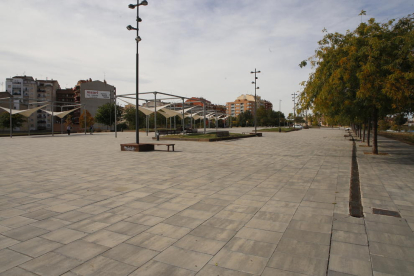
0;104;48;117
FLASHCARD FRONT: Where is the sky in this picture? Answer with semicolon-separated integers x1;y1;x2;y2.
1;0;413;116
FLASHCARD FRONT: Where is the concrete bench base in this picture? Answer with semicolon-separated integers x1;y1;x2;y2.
120;143;155;152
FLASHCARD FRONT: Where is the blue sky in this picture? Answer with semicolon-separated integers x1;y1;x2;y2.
1;0;413;115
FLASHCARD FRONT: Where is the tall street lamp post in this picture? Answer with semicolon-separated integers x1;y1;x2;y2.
279;100;281;133
291;92;297;128
127;0;148;144
251;69;261;134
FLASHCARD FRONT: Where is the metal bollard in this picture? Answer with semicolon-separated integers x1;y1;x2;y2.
156;131;160;141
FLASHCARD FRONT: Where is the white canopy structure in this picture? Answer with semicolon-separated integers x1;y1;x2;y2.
42;107;81;119
0;104;48;117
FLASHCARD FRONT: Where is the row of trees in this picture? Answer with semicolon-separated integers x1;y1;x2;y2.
299;13;414;154
232;107;286;127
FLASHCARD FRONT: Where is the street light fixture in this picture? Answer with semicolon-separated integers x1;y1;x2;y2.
291;92;297;128
127;0;148;144
251;69;261;134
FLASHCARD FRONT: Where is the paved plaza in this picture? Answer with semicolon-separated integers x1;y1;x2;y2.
0;128;413;276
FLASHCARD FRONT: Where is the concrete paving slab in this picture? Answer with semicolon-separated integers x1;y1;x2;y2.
155;246;212;272
129;260;195;276
2;128;414;275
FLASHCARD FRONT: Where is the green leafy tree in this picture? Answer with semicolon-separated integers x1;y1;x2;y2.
123;106;146;129
299;14;414;154
0;113;25;129
393;113;408;131
95;103;123;128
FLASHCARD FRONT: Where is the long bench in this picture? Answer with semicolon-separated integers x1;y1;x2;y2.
147;143;175;152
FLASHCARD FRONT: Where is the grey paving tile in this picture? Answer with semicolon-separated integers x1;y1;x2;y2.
54;211;92;222
332;221;365;234
283;228;331;246
288;220;332;234
54;240;109;261
367;230;414;247
129;260;195;276
245;218;289;232
146;223;191;239
10;237;62;258
332;230;368;245
41;227;87;244
329;255;372;276
21;210;59;221
2;225;49;241
267;251;328;276
0;234;20;249
174;234;225;255
0;267;38;276
225;237;277;258
126;232;177;251
370;241;414;262
66;219;109;233
365;221;413;236
203;217;245;231
83;230;130;247
209;248;268;275
141;207;178;218
0;216;37;228
197;264;254;276
163;215;204;229
0;249;32;273
105;221;150;236
124;214;165;226
235;227;283;244
371;255;414;276
275;237;330;260
30;218;70;231
190;225;236;242
262;267;309;276
20;252;82;276
155;246;212;272
103;243;158;267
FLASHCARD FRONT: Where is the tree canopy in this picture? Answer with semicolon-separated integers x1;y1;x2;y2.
95;103;123;128
0;113;25;130
299;13;414;153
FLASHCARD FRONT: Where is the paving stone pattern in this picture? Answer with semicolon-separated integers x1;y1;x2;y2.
0;128;413;275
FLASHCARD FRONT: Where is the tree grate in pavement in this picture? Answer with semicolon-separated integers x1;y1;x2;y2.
372;208;401;218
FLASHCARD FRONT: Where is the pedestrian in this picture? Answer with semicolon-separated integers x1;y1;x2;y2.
90;124;94;135
67;125;71;135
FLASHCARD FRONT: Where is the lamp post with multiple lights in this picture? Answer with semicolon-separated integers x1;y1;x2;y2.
291;92;297;128
251;69;261;134
127;0;148;144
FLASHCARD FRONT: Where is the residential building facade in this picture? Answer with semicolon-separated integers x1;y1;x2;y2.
226;94;272;117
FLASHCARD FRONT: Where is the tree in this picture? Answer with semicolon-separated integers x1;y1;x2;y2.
299;14;414;154
123;106;146;129
95;103;123;128
393;113;408;131
79;110;95;128
0;113;25;129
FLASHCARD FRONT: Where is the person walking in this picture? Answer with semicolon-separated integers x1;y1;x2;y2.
67;125;71;135
90;124;94;135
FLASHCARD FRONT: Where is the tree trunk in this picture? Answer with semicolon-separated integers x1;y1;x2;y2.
372;108;378;154
367;119;371;147
362;123;366;142
359;124;362;139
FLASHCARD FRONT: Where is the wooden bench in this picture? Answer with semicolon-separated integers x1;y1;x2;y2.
147;143;175;152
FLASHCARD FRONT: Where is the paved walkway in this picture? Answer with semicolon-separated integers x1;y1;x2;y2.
0;128;413;276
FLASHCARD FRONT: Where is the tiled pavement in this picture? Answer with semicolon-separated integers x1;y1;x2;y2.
0;128;413;276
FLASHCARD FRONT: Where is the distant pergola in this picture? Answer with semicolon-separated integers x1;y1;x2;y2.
0;96;85;138
115;91;228;138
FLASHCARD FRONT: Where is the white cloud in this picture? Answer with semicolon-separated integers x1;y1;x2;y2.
1;0;412;115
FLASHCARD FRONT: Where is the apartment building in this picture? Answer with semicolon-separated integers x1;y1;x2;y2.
5;76;60;130
226;94;273;117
